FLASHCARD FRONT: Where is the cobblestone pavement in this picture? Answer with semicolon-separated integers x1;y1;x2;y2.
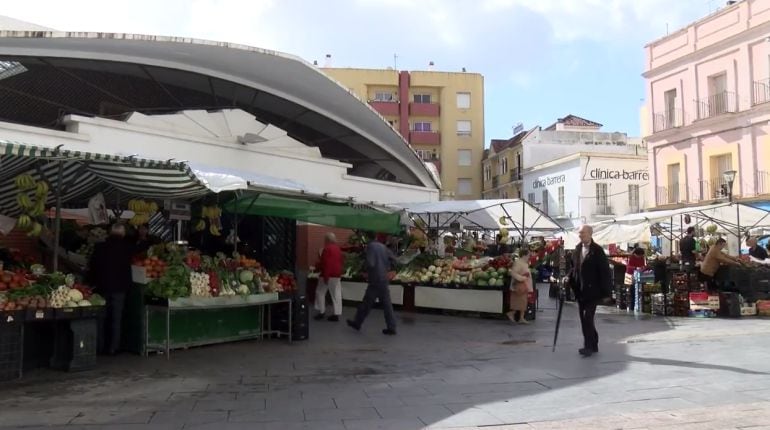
2;284;770;430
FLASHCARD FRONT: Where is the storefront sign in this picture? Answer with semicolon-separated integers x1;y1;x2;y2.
589;168;649;181
532;174;566;188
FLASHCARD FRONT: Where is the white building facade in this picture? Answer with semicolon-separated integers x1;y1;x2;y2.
523;153;650;228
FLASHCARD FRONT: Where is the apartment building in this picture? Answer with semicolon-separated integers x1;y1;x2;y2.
482;130;527;199
643;0;770;208
323;67;485;199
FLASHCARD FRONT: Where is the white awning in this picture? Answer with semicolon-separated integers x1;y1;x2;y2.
395;199;563;232
189;163;311;194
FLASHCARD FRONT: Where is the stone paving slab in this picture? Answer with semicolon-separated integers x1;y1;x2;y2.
1;285;770;430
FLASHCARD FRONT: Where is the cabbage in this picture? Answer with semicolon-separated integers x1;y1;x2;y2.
68;289;84;302
89;294;106;306
239;270;254;283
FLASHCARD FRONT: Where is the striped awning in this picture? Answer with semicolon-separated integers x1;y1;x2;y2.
0;140;211;216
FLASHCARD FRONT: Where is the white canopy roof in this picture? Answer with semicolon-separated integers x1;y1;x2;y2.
599;202;770;230
395;199;563;233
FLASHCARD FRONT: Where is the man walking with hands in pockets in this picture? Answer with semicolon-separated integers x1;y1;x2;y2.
568;225;612;357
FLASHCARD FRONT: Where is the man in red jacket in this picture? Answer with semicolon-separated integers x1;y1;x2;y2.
314;232;344;321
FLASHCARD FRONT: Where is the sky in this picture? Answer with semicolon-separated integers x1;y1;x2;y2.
3;0;718;143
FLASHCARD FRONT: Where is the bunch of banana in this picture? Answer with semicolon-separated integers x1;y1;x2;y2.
201;205;222;236
128;199;159;226
194;219;206;232
14;174;36;191
14;174;49;236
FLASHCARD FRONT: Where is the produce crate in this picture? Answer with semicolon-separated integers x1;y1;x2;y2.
80;306;105;319
25;308;54;321
54;307;82;320
50;319;98;372
0;310;25;325
741;304;757;316
688;308;717;318
0;323;22;381
757;300;770;317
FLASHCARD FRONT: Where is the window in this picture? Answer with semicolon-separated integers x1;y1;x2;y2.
558;186;565;215
457;178;473;196
542;190;549;214
374;92;395;102
667;163;680;203
527;192;536;204
413;94;431;104
596;183;608;211
664;89;677;125
416;149;437;161
711;154;733;198
499;157;508;175
458;149;472;166
413;122;432;132
707;72;729;116
629;184;640;212
484;165;492;181
456;92;471;109
501;190;508;199
457;120;472;136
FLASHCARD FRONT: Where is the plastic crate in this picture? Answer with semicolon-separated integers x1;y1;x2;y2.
0;324;22;381
0;310;25;325
54;307;82;320
50;319;97;372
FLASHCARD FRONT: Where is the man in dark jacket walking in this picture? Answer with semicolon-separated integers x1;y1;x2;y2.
89;223;134;355
568;225;611;357
348;233;398;335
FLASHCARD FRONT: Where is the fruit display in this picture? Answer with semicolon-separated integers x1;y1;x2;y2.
128;199;159;226
0;266;103;315
14;173;48;237
196;205;223;236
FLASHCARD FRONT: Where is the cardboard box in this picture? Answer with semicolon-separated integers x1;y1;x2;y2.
741;304;757;316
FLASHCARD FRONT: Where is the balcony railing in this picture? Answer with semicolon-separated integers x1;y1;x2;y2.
368;100;400;116
593;204;614;216
700;177;732;200
510;167;522;182
409;102;440;116
409;131;441;145
753;79;770;106
696;91;737;120
758;171;770;196
656;185;684;206
652;109;684;133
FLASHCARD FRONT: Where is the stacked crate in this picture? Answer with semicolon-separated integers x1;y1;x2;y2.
671;272;700;317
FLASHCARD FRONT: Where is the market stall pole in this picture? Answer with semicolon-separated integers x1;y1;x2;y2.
52;161;64;273
552;242;566;352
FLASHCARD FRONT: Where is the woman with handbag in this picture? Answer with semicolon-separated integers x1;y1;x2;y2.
507;248;533;324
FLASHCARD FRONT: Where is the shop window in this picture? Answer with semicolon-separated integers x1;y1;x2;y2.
558;186;565;215
596;183;608;208
527;192;536;204
542;190;549;214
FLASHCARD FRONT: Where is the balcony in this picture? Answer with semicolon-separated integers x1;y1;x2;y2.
656;184;687;206
368;100;400;116
593;204;614;216
652;109;684;133
509;167;522;182
700;177;733;200
409;102;440;117
695;91;737;120
753;79;770;106
409;131;440;145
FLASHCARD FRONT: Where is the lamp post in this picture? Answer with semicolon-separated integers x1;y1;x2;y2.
723;169;739;255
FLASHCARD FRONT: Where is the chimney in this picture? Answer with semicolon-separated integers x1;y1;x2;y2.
428;61;434;71
324;54;332;67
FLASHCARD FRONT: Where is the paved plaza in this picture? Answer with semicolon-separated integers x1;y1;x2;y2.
2;285;770;430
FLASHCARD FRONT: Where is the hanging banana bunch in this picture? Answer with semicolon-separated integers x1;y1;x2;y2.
128;199;159;226
201;205;222;236
14;173;48;237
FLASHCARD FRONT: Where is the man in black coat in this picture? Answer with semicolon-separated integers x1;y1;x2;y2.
568;225;612;357
89;223;134;355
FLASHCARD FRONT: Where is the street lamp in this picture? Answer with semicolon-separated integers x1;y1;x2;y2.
722;169;740;255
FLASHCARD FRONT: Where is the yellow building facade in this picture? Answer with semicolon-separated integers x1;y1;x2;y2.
323;67;485;199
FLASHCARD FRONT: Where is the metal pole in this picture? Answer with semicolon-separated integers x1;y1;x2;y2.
52;161;64;272
736;203;741;256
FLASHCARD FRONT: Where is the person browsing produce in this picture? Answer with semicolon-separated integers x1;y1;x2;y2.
313;232;344;322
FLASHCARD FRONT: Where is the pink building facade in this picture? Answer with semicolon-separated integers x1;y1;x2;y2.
643;0;770;207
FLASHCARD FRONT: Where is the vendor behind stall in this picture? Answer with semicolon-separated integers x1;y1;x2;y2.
679;227;697;268
134;224;160;255
747;237;768;261
700;238;741;289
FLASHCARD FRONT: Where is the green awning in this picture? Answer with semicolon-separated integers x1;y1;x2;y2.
223;194;402;233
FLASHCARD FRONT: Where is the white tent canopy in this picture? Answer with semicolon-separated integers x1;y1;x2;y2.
394;199;563;235
559;224;652;248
